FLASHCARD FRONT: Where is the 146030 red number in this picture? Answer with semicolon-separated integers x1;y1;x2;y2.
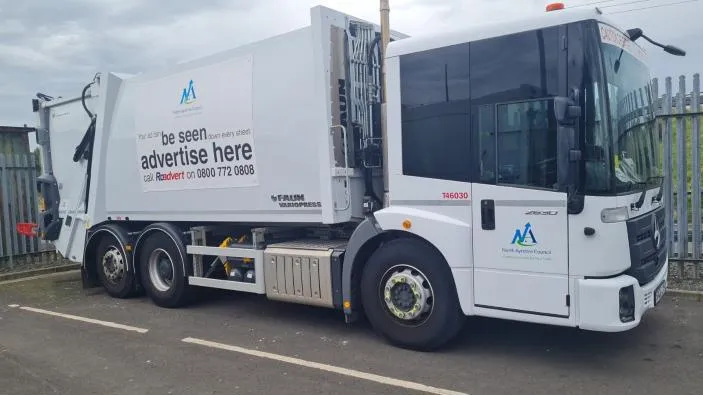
442;192;469;200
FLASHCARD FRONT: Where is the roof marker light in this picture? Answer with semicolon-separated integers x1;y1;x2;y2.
546;2;565;12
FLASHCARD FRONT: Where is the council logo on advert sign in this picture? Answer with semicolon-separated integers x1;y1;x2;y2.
180;79;197;105
173;79;203;117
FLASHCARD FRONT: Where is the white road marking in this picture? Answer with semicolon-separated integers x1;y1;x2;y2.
8;304;19;308
182;337;469;395
18;306;149;334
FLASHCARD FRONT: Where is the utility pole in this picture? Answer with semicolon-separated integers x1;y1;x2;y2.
380;0;390;206
380;0;391;55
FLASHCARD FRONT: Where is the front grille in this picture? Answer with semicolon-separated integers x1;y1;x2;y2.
636;230;652;242
625;207;667;285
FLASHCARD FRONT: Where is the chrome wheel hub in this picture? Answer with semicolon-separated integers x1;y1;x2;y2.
102;247;125;284
382;266;433;322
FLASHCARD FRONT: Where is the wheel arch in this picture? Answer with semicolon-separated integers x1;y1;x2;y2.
84;223;134;275
343;209;472;319
133;222;189;278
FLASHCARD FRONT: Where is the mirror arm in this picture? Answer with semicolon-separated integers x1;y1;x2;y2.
554;95;585;215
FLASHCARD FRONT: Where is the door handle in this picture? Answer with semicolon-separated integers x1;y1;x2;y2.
481;199;495;230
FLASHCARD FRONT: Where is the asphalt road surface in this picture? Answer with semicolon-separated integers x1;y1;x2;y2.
0;271;701;395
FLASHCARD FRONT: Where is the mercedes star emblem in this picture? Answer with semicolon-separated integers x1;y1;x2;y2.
652;214;662;250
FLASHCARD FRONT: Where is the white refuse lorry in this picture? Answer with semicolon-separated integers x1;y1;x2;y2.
23;3;685;350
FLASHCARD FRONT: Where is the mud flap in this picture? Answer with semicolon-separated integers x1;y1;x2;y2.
81;264;100;289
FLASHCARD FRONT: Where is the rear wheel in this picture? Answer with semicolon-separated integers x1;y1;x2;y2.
361;238;465;351
95;234;136;298
138;232;192;308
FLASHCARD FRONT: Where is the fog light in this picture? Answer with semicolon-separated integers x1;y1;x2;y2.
619;285;635;323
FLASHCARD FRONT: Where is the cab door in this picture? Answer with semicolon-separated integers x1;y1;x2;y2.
469;25;571;318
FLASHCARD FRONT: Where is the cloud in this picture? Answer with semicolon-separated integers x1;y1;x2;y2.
0;44;55;68
0;0;700;128
0;18;25;35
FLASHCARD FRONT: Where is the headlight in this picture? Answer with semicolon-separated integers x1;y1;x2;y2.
601;206;629;223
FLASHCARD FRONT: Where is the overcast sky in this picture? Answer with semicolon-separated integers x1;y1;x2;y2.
1;0;700;129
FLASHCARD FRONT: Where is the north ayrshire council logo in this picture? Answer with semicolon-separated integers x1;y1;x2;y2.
511;223;538;247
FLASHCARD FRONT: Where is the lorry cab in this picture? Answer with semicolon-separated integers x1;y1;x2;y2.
376;5;669;331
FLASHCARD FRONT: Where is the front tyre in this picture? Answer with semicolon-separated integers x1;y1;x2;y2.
361;238;465;351
138;232;192;308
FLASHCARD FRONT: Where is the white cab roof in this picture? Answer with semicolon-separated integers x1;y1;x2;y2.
386;7;623;58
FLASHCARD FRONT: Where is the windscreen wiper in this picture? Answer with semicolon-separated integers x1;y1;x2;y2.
651;176;665;204
631;181;647;210
632;176;664;210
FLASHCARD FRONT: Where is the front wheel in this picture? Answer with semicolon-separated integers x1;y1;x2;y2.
138;232;192;308
361;238;466;351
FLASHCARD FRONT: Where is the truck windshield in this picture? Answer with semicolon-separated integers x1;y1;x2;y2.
599;24;662;194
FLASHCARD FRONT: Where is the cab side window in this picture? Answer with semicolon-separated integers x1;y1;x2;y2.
399;43;471;182
470;27;562;190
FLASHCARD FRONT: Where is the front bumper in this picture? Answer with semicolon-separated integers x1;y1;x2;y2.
577;257;668;332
